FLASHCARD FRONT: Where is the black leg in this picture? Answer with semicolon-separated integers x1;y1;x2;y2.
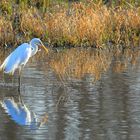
18;74;21;94
18;66;22;94
18;68;23;103
18;73;24;105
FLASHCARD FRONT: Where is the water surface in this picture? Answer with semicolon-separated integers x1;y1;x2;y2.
0;48;140;140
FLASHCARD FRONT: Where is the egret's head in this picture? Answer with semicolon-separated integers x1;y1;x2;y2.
30;38;49;54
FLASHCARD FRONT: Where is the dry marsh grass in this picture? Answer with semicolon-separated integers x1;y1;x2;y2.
44;2;140;47
20;8;46;38
0;17;13;46
0;1;140;48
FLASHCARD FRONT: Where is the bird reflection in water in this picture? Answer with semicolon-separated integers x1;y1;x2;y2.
0;97;48;129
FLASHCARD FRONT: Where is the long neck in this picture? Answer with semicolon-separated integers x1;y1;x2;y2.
30;42;38;56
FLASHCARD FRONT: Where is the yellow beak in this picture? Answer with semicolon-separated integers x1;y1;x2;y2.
41;45;49;54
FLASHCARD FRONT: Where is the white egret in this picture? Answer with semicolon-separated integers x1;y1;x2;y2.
0;38;48;92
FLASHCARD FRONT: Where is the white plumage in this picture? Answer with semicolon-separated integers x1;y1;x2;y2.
0;38;48;75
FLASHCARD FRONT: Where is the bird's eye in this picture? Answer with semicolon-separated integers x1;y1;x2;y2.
31;47;34;50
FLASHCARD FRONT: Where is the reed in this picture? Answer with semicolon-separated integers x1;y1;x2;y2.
45;2;140;47
20;8;46;38
0;1;140;48
0;17;14;47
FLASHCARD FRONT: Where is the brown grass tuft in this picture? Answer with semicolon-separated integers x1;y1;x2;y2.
20;8;46;38
0;17;13;47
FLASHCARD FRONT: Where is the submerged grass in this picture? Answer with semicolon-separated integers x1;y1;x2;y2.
49;48;112;81
48;48;140;82
0;1;140;48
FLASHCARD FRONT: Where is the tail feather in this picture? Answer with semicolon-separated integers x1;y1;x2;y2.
0;56;9;71
0;66;1;70
0;62;5;72
0;56;14;74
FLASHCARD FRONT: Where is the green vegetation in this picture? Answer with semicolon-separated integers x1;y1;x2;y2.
0;0;140;48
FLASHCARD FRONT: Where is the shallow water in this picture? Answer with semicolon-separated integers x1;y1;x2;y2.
0;48;140;140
